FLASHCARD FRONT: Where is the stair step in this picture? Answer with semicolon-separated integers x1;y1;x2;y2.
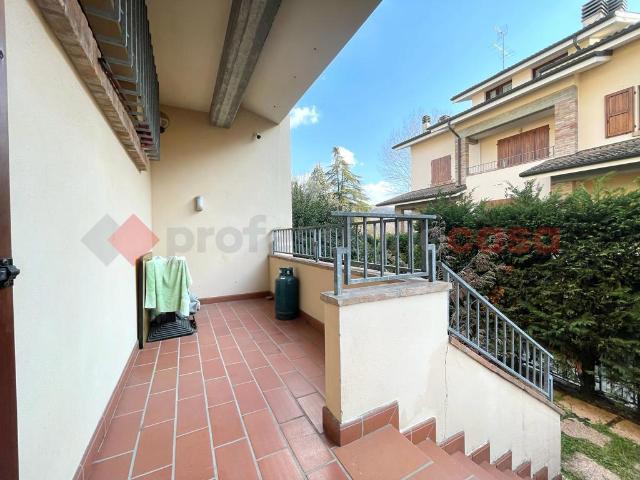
480;461;518;479
417;440;474;480
334;425;432;480
450;451;501;480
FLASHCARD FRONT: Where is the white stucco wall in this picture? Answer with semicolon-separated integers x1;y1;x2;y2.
466;162;551;202
6;1;152;479
151;106;292;299
324;284;560;477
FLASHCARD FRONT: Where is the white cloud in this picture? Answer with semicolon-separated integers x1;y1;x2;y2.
335;146;357;166
290;105;320;129
362;180;395;206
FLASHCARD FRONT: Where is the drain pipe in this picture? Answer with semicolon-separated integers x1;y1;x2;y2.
448;120;463;186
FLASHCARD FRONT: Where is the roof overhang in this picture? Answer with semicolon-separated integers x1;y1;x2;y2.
148;0;380;126
530;156;640;179
394;50;615;150
450;11;640;103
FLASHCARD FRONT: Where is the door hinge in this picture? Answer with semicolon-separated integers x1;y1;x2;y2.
0;258;20;288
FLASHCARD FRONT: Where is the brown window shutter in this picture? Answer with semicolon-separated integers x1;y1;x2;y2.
605;87;635;138
431;155;451;185
533;125;550;159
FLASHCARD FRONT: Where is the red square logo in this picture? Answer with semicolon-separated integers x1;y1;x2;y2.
109;215;159;265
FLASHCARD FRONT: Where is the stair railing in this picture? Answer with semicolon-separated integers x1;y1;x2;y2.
440;261;554;400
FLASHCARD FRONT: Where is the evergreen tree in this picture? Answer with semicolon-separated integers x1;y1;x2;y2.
326;147;370;211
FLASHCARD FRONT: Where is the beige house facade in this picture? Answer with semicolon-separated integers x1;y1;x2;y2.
379;2;640;211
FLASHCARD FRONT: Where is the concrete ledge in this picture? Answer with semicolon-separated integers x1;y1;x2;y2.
320;280;450;307
269;253;334;271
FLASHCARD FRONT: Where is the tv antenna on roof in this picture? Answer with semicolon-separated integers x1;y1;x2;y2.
492;25;513;69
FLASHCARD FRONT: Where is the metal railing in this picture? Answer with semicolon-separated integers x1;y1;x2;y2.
440;262;554;400
468;146;554;176
80;0;161;160
332;212;437;294
272;212;438;294
272;224;345;262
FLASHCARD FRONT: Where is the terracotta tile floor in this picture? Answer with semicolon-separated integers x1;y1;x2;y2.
87;299;351;480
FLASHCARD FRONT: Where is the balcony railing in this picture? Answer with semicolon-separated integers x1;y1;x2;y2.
440;262;554;400
467;146;554;176
272;212;438;294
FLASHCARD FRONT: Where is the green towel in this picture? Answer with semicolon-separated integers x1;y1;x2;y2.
144;256;192;318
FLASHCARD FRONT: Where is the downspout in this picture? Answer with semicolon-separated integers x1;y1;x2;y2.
572;35;582;51
448;121;463;186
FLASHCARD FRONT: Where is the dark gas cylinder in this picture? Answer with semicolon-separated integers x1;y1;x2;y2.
275;267;299;320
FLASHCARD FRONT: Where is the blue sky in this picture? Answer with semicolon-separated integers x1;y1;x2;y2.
289;0;639;204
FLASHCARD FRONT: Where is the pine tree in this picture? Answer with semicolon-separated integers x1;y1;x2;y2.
326;147;370;211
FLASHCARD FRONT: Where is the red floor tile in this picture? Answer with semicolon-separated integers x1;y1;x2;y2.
244;349;269;369
253;366;283;391
280;342;308;359
177;394;208;435
132;420;174;477
281;417;316;441
258;449;303;480
267;353;296;374
178;371;204;400
292;357;323;379
199;343;220;361
243;409;287;459
257;340;281;355
221;346;244;365
175;427;214;480
151;368;177;394
144;389;176;426
234;381;267;414
202;358;225;380
298;393;325;433
210;401;244;447
217;334;235;348
179;355;201;375
334;426;430;480
159;338;178;354
281;371;316;398
89;452;132;480
156;352;178;371
114;383;149;417
96;411;142;459
227;362;253;385
135;349;158;366
135;466;172;479
307;462;349;480
264;387;304;424
215;439;259;480
289;432;334;473
127;364;154;387
205;377;234;407
91;300;329;480
179;341;198;357
309;374;326;397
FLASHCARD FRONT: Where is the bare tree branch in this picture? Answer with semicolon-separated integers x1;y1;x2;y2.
378;108;451;194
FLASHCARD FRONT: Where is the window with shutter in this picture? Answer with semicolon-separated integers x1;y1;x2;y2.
497;125;549;168
431;156;451;185
605;87;635;138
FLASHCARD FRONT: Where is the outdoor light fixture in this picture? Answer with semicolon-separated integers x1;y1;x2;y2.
194;196;204;212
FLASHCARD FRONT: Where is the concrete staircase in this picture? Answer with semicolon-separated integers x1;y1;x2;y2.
334;425;546;480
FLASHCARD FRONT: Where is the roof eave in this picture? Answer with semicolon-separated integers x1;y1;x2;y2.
449;12;636;103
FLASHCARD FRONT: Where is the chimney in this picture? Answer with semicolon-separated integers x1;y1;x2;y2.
438;114;450;124
581;0;627;26
422;115;431;132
